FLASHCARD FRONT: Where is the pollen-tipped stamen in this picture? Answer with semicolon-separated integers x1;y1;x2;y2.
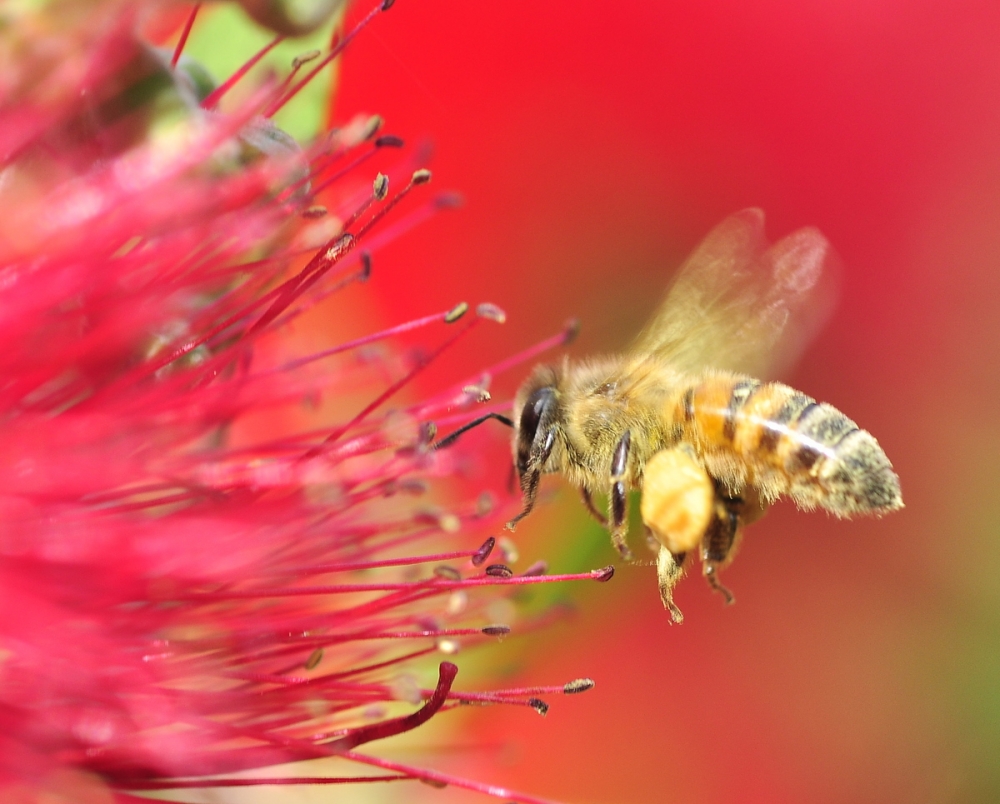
265;0;394;117
201;34;284;108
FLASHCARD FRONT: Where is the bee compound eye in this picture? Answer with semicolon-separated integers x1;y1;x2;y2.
519;388;546;435
516;387;554;473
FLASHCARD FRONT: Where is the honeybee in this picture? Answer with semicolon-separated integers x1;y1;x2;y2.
506;209;902;622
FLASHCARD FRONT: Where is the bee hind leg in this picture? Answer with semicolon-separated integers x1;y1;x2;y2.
703;564;735;605
656;547;686;624
701;492;744;606
608;431;634;560
640;447;714;619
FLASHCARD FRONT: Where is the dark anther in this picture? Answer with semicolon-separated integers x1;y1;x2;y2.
358;251;372;281
481;625;511;637
471;536;496;566
591;565;615;582
374;134;404;148
563;678;595;694
528;698;550;716
485;564;514;578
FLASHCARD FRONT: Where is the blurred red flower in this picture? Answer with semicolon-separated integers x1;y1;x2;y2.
0;2;605;802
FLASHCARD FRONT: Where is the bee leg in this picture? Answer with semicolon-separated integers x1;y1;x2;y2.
579;487;608;527
506;428;555;530
700;493;743;606
640;447;714;557
640;448;714;619
608;431;633;560
656;547;686;624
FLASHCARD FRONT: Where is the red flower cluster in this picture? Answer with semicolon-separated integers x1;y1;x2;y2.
0;2;604;801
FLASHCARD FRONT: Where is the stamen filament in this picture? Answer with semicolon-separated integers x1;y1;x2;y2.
265;1;388;117
173;566;615;600
202;34;284;109
170;2;202;68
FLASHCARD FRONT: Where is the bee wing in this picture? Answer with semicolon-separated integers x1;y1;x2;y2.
629;208;838;378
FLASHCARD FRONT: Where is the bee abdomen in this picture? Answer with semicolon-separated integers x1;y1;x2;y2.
676;374;902;516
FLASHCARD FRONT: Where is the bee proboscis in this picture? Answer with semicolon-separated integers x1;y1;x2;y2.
504;209;903;623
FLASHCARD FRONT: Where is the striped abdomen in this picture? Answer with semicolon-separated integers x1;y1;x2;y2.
674;372;902;516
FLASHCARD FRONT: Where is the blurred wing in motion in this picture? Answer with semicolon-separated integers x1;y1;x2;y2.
629;208;839;379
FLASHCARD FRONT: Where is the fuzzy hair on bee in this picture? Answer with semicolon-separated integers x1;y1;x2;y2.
504;209;902;623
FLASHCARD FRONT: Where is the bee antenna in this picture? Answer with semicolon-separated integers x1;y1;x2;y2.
433;413;514;450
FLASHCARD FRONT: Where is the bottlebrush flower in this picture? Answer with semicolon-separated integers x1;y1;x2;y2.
0;1;608;802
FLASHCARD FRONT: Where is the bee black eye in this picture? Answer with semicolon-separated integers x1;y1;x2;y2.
516;387;555;474
519;388;549;438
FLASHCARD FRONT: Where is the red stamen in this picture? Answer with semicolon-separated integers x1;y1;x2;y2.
309;138;395;199
201;34;284;109
247;167;427;339
338;172;389;233
122;776;411;790
275;305;459;373
265;0;391;117
1;7;605;797
276;544;497;576
330;661;457;750
484;318;581;379
339;750;561;804
464;678;596;698
301;309;490;455
170;2;202;68
348;191;461;257
411;319;579;427
173;565;615;600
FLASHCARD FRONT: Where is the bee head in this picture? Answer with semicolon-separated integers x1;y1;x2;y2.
512;364;562;482
504;364;564;530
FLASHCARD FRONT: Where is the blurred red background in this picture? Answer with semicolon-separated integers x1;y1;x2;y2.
331;1;1000;802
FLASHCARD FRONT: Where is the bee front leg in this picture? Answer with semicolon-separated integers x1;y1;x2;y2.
579;487;609;527
507;428;554;530
608;431;633;560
